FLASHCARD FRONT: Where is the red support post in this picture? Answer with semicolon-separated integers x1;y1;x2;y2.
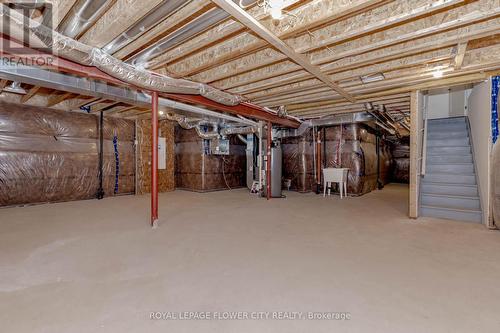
267;121;272;200
151;91;159;227
316;134;322;194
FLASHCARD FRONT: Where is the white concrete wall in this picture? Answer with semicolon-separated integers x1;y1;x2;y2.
426;88;469;119
467;80;492;226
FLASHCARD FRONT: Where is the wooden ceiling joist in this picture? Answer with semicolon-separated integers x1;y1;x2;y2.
454;42;468;69
161;0;390;76
211;0;356;103
222;13;500;94
21;86;41;103
47;92;73;107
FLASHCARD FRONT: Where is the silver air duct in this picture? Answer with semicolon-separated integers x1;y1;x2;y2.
128;8;230;67
102;0;187;55
0;5;242;106
59;0;112;39
288;112;376;137
220;126;257;136
165;113;219;139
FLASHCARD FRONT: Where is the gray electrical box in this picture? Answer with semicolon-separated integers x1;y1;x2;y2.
210;138;229;155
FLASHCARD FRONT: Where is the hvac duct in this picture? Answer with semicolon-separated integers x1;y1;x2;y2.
128;8;230;67
288;112;376;137
220;126;257;136
0;60;256;126
165;112;258;140
0;5;242;106
102;0;187;55
58;0;112;39
164;113;219;140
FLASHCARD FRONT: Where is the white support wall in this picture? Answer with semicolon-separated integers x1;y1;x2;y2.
467;79;493;227
426;87;469;119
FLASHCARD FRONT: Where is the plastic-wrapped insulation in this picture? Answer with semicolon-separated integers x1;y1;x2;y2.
175;127;246;191
0;4;242;106
282;123;393;195
0;101;135;207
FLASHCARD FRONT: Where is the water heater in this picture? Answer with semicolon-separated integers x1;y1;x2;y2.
270;140;282;198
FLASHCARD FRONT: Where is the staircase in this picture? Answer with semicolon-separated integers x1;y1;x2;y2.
420;117;482;223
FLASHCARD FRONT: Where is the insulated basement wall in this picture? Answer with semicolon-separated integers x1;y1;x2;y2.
282;123;392;195
0;101;135;206
175;127;246;191
136;119;175;194
391;137;410;184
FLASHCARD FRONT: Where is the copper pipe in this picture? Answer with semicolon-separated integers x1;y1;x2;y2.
151;91;159;226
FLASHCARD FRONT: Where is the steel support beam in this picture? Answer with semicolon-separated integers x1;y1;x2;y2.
164;93;300;128
266;121;272;200
0;61;256;125
0;36;297;127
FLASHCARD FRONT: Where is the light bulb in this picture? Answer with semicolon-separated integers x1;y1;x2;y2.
270;7;282;19
432;70;444;78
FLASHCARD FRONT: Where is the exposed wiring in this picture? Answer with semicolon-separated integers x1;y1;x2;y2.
221;156;232;190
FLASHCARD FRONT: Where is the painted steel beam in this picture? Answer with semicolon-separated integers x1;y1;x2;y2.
163;93;300;128
0;36;296;126
0;61;258;125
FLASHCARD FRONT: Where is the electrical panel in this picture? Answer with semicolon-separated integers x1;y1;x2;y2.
210;138;229;155
158;137;166;169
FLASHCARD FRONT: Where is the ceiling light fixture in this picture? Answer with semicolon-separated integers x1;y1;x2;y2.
360;73;385;84
269;0;284;20
432;70;444;78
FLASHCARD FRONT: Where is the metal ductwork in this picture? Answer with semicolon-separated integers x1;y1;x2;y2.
165;113;220;139
0;60;257;126
58;0;113;39
220;125;257;136
102;0;188;55
287;112;376;137
0;5;242;106
165;113;258;140
128;8;230;67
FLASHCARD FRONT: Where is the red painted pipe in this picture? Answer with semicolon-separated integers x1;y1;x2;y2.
316;135;322;193
151;91;159;226
267;121;272;200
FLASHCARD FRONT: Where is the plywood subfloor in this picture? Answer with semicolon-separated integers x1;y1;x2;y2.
1;184;499;332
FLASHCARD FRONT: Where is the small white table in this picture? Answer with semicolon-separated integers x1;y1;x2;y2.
322;168;349;199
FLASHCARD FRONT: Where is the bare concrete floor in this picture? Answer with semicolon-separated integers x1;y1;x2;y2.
1;184;499;332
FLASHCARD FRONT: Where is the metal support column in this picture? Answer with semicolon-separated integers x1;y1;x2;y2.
151;91;159;227
266;121;272;200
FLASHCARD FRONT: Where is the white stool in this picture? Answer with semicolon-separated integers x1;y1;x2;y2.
323;168;349;199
